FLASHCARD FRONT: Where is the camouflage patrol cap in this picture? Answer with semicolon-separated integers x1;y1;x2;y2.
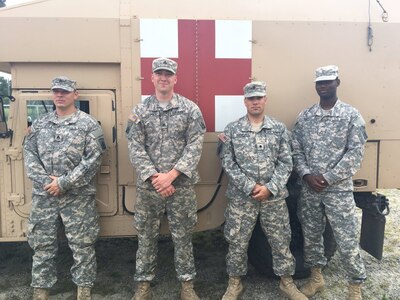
51;76;77;92
315;65;339;82
244;81;267;98
152;57;177;74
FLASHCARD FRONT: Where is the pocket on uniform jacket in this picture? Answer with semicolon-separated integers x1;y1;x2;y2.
330;136;347;149
327;119;348;149
265;131;280;146
65;130;86;164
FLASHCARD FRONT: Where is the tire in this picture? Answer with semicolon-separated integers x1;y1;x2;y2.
248;174;337;278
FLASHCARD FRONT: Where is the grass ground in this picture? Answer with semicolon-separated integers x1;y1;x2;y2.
0;189;398;299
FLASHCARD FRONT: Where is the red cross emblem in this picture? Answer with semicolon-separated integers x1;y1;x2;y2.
141;19;252;132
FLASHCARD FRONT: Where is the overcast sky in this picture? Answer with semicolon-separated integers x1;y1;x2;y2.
1;1;40;78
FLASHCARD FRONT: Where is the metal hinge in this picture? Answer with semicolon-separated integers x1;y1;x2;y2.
5;147;22;161
8;193;25;206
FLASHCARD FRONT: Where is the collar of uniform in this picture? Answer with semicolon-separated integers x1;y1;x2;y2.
169;94;179;108
49;109;80;124
240;115;273;131
148;94;179;111
147;96;159;111
315;99;343;117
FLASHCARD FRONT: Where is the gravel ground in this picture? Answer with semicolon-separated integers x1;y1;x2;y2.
0;189;399;300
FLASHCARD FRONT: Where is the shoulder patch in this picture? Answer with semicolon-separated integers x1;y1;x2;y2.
192;109;201;119
89;127;103;138
129;113;140;124
90;127;107;152
353;116;366;127
218;133;229;144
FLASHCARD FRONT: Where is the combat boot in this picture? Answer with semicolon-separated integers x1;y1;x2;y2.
280;276;308;300
131;282;152;300
347;283;362;300
32;288;49;300
222;276;244;300
300;267;325;297
181;280;200;300
77;286;92;300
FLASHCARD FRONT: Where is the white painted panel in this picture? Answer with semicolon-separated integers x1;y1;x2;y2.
140;19;178;58
215;20;252;59
215;95;246;131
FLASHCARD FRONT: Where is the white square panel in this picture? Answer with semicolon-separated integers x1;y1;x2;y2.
215;20;252;59
140;19;178;58
215;95;246;132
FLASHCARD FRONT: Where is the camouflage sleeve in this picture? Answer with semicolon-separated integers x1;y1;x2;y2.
23;124;51;186
173;106;206;178
265;127;293;197
323;112;368;185
125;107;158;182
220;126;257;196
291;115;311;179
57;123;105;192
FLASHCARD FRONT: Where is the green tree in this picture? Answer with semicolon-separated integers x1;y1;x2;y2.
0;76;11;96
0;76;11;121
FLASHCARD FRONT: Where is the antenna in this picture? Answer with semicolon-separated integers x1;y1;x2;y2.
376;0;389;22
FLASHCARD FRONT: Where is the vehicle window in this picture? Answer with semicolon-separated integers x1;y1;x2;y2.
26;100;90;126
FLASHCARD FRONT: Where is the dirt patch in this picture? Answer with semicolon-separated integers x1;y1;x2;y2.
0;189;399;299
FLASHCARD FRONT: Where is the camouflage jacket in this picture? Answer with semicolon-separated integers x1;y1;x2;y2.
220;115;293;200
23;110;106;196
292;100;367;191
126;94;206;188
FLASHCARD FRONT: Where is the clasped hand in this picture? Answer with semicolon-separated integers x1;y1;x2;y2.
303;174;328;192
252;183;272;201
44;175;61;196
151;170;179;197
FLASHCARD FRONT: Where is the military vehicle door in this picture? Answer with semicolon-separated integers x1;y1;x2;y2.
11;90;117;219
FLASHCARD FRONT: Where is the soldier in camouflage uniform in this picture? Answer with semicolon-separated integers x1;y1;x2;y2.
219;82;307;300
292;65;367;300
23;76;106;300
126;57;205;300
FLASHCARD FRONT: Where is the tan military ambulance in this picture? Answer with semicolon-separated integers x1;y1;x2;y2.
0;0;398;276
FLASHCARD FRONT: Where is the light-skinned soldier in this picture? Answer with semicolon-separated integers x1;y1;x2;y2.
24;76;106;300
126;57;206;300
219;81;307;300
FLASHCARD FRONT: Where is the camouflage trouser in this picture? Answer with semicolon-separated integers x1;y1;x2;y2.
27;194;99;288
297;187;367;282
134;186;197;282
224;196;295;277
